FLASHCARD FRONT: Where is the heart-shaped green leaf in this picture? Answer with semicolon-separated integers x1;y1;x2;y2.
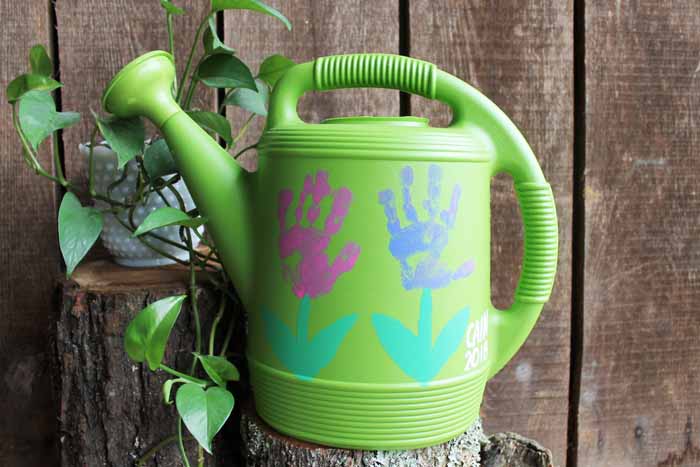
196;354;240;387
176;384;235;453
29;45;53;77
210;0;291;30
6;73;61;103
133;206;207;237
186;110;233;145
223;79;268;116
124;295;187;370
143;139;178;179
257;54;295;87
196;54;256;91
58;192;103;278
95;114;145;168
203;16;234;55
18;90;80;150
160;0;185;14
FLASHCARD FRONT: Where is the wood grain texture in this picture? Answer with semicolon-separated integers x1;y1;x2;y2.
579;2;700;466
0;1;59;466
409;1;573;463
224;0;400;169
55;0;216;189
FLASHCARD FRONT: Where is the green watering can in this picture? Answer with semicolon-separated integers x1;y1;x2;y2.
103;51;558;450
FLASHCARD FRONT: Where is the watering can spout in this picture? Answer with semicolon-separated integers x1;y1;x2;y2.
102;51;255;305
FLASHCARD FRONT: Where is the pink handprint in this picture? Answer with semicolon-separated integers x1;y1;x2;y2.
278;171;360;299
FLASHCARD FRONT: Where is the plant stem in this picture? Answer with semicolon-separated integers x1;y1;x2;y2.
178;417;192;467
136;434;178;466
219;312;235;357
160;364;208;386
176;14;212;104
167;12;175;59
183;75;201;110
52;131;66;183
198;446;204;467
209;294;227;355
187;231;203;357
218;88;238;113
233;143;257;160
233;114;256;145
87;125;99;196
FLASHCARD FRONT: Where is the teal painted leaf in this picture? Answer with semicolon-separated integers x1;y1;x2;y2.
95;113;145;167
262;296;358;380
6;73;61;103
372;288;470;383
186;110;233;145
203;16;234;55
132;206;207;237
257;54;295;87
431;307;470;374
223;79;268;116
160;0;185;14
29;45;53;77
210;0;291;30
196;54;257;91
124;295;186;370
143;138;177;179
372;313;431;382
176;384;234;453
196;354;240;387
19;90;80;150
58;192;103;277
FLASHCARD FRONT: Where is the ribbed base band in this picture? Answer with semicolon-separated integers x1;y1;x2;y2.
249;358;488;450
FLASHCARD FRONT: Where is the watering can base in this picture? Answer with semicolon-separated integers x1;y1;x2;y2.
249;357;488;450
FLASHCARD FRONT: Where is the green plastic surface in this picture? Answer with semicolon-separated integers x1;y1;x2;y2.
103;51;558;450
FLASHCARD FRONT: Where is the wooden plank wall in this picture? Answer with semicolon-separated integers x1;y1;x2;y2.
0;1;58;465
577;1;700;466
409;2;574;462
1;1;699;467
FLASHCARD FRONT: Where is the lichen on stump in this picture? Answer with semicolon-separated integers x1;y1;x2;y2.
241;402;553;467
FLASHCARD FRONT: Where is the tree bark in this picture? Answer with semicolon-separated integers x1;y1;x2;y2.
53;260;242;467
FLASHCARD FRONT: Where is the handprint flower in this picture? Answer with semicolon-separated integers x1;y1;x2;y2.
278;171;360;298
264;170;359;380
378;164;474;290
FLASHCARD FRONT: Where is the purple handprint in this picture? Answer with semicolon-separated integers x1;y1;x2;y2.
378;164;475;290
278;171;360;299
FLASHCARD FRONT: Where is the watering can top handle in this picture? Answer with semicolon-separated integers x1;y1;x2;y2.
268;53;485;130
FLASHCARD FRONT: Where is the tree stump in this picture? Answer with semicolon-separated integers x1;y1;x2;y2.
54;260;554;467
54;260;243;467
240;402;553;467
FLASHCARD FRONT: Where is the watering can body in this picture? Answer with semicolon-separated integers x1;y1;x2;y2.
103;52;558;450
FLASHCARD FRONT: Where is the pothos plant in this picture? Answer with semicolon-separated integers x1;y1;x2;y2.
7;1;295;465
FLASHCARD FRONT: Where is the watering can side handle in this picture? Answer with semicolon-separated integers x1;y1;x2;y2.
435;70;559;380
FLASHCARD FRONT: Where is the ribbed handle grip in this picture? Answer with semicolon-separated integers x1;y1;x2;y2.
313;54;437;99
514;182;558;303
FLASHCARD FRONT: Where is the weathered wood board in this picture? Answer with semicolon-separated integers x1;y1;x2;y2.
0;1;59;465
224;0;401;168
578;2;700;466
409;1;574;463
